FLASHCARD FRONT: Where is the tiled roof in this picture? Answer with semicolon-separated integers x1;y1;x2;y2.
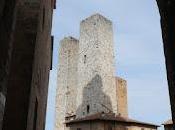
65;113;159;127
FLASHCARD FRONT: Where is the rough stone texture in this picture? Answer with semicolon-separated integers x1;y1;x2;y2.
0;0;54;130
0;1;17;129
156;0;175;127
55;37;79;130
116;77;128;117
76;14;118;118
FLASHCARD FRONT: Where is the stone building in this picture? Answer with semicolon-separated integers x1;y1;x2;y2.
66;113;159;130
55;14;158;130
0;0;55;130
163;120;173;130
55;37;79;130
76;14;117;118
116;77;128;117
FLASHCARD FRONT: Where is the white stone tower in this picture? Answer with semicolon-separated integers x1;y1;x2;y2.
55;37;79;130
76;14;118;118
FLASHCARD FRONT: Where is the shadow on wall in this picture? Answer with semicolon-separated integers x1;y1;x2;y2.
76;74;113;117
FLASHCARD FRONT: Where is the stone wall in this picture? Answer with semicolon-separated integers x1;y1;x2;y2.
55;37;79;130
76;14;118;118
156;0;175;125
0;0;18;129
116;77;128;117
1;0;54;130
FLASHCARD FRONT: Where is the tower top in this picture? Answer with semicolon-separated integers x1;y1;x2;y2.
81;13;112;24
60;36;79;46
60;36;78;42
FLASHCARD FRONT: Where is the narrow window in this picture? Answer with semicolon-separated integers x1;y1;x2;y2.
50;36;54;70
87;105;90;114
42;8;45;30
84;55;87;64
33;98;38;130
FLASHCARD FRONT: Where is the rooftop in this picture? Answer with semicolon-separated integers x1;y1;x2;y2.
65;113;159;127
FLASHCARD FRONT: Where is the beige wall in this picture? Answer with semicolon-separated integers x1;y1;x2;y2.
116;77;128;117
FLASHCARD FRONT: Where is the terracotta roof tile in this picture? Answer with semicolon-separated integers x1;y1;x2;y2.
65;113;159;127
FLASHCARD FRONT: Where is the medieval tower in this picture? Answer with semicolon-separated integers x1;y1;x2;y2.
76;14;117;117
55;14;119;130
55;13;159;130
55;37;79;130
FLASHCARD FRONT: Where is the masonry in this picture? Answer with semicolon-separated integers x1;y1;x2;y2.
55;13;159;130
0;0;55;130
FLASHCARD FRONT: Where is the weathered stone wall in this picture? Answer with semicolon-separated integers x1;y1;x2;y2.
76;14;118;118
55;37;79;130
1;0;54;130
26;0;54;129
116;77;128;117
156;0;175;126
0;0;17;129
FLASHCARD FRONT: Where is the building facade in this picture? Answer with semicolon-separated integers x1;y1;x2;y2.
55;37;79;130
0;0;55;130
76;14;118;118
66;113;158;130
116;77;128;117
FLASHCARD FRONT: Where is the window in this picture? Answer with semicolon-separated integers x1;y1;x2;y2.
33;98;38;130
84;55;86;63
50;36;54;70
87;105;90;114
42;8;45;30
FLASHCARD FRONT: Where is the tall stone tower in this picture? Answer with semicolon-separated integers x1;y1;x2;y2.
76;14;118;118
55;37;79;130
116;77;128;117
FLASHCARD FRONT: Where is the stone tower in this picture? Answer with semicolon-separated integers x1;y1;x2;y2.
55;37;79;130
76;14;118;118
116;77;128;117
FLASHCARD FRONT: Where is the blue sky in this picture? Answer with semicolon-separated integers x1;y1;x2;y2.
45;0;172;130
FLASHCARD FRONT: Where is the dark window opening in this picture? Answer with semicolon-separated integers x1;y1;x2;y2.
50;36;54;70
84;55;87;64
42;8;45;30
33;98;38;130
87;105;90;114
